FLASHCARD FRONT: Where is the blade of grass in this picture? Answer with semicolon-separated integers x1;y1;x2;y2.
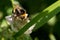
33;0;60;31
13;1;60;38
33;7;60;31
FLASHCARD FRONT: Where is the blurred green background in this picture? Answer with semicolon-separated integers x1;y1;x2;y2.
0;0;60;40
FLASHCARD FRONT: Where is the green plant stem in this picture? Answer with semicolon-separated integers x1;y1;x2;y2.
10;0;15;8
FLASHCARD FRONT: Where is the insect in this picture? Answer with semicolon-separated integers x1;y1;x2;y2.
6;4;35;34
8;4;29;32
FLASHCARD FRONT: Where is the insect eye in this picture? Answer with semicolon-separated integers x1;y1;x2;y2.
15;9;19;13
20;9;25;14
13;9;21;16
